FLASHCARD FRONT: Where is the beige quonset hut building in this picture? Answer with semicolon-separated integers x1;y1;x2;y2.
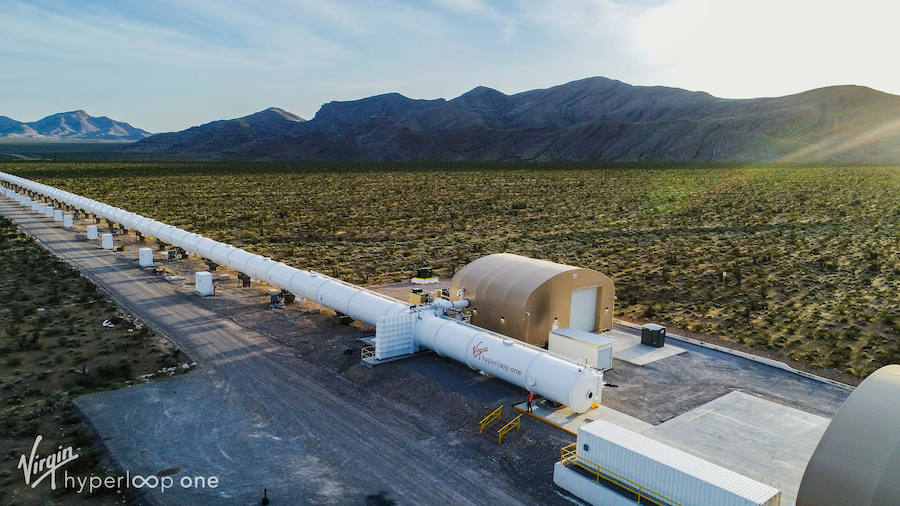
450;253;615;347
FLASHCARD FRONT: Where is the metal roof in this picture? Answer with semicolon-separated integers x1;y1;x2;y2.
581;420;780;504
450;253;615;345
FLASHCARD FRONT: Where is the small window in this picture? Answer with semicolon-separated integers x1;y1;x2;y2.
583;443;590;451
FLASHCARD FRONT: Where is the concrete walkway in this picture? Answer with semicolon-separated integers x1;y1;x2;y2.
603;328;687;366
645;391;830;505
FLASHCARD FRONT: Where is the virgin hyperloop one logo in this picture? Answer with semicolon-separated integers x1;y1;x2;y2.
472;341;489;359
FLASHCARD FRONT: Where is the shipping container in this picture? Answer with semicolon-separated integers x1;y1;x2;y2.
576;420;780;506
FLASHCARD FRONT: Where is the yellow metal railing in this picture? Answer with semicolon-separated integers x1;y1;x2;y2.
479;406;503;434
497;413;522;444
513;403;576;436
559;443;682;506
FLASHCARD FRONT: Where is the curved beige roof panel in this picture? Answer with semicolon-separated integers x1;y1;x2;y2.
450;253;615;346
797;364;900;506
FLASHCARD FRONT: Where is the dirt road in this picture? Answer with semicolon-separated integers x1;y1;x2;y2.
0;199;541;504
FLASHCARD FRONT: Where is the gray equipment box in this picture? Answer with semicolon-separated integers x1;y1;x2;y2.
641;323;666;348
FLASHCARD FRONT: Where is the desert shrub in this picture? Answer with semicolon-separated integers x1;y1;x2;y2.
5;162;897;377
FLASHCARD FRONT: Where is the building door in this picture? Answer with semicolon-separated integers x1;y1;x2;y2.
569;287;597;331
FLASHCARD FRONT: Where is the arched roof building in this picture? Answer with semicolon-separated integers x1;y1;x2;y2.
797;364;900;506
450;253;615;346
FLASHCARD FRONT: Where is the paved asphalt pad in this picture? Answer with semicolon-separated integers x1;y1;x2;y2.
2;197;853;506
75;371;382;505
644;391;831;505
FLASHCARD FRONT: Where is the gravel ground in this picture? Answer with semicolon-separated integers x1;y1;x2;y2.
3;200;851;505
3;201;574;505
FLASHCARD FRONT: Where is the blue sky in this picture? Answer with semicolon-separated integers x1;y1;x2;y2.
2;0;898;132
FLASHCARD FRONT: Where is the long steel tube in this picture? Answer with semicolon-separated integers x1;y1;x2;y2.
0;173;602;412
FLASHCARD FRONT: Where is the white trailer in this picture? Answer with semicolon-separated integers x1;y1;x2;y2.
556;420;781;506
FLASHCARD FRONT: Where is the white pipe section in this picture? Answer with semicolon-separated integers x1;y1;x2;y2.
432;298;470;310
0;172;602;412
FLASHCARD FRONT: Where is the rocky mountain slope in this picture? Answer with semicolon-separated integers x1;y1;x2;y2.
0;110;150;141
131;107;304;154
130;77;900;162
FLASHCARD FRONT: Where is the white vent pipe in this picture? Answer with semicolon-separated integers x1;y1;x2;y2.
0;173;602;412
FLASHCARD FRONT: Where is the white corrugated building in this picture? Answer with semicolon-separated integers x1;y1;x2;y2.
555;420;781;506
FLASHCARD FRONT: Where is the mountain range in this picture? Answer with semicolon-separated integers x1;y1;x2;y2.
128;77;900;163
0;110;150;141
12;77;900;162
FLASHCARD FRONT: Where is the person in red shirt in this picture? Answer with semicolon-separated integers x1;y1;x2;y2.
527;392;534;413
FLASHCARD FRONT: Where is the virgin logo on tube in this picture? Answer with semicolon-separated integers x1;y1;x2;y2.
472;341;488;359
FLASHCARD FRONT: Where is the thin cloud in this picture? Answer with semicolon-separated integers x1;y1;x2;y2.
1;0;897;132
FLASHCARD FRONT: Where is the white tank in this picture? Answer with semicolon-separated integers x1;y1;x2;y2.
0;171;603;413
415;314;602;411
53;209;63;222
139;247;154;267
101;233;114;249
44;206;54;218
86;225;99;240
63;215;74;228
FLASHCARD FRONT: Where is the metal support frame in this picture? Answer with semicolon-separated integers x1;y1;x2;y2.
497;414;523;444
479;406;503;434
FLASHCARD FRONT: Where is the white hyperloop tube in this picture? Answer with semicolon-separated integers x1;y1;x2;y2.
414;313;601;412
0;171;602;412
